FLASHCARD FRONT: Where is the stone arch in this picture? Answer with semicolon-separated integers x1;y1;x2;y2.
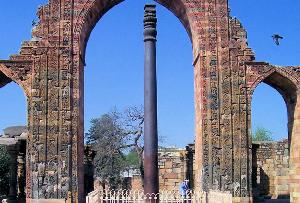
73;0;192;59
0;64;30;98
249;68;299;98
71;1;194;200
249;69;298;142
249;69;299;127
0;64;28;202
249;69;300;200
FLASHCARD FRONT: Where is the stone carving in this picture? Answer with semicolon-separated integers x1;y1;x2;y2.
0;0;299;202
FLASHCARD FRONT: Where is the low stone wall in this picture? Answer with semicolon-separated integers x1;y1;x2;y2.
91;141;291;201
252;139;289;199
158;147;187;190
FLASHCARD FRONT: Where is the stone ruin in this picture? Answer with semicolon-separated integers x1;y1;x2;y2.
0;0;299;202
252;140;290;201
0;126;96;203
2;131;290;202
118;145;195;191
121;142;291;202
0;126;27;203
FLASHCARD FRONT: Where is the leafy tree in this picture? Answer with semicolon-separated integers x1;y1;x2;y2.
0;146;9;196
252;126;273;141
125;151;139;169
86;111;127;189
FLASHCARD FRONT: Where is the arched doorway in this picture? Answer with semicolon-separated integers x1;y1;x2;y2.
251;82;289;201
83;0;194;193
0;69;27;202
0;78;27;131
249;71;300;202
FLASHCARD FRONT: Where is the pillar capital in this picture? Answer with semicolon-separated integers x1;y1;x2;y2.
144;5;157;42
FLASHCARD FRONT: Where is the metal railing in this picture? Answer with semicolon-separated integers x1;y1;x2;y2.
86;189;232;203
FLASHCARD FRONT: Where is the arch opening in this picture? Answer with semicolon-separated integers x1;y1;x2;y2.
75;0;192;60
0;71;12;89
0;74;27;200
0;71;28;133
251;72;298;201
82;0;194;192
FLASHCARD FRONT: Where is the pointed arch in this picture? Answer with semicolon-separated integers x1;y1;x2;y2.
0;64;30;98
249;67;300;200
73;0;192;59
249;69;298;141
249;68;299;102
263;71;297;107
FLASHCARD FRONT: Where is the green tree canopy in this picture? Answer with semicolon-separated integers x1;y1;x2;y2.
86;111;127;189
252;126;273;141
125;151;139;169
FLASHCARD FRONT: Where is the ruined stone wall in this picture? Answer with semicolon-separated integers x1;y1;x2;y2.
158;147;187;190
128;146;195;191
91;146;191;191
252;140;290;199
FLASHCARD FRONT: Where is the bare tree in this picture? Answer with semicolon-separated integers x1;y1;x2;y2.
122;106;145;183
86;106;145;187
86;105;164;187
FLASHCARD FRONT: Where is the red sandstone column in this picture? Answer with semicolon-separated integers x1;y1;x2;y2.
289;93;300;203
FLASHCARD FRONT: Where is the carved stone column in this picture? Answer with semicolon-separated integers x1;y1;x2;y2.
6;144;19;203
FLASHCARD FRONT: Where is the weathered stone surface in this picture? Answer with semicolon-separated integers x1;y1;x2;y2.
252;140;290;200
129;147;190;191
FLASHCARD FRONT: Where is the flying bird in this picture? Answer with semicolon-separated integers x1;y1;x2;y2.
272;34;283;45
